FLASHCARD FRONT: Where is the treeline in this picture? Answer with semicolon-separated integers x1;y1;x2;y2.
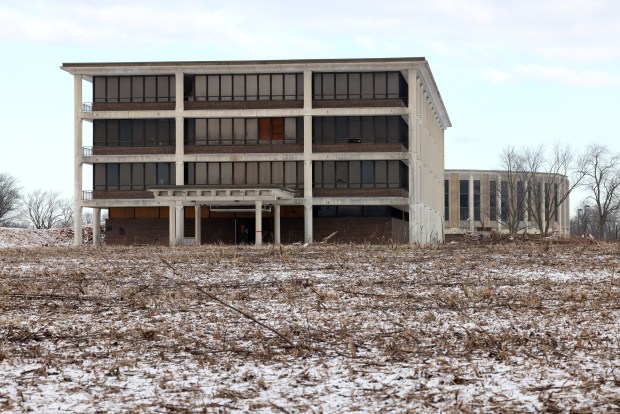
498;142;620;240
0;173;73;229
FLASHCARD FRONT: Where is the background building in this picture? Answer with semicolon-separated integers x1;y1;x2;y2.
444;169;571;236
62;58;451;246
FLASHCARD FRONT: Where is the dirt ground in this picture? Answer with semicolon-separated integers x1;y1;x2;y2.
1;239;619;412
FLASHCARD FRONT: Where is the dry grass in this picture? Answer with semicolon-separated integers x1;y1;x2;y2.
1;240;620;412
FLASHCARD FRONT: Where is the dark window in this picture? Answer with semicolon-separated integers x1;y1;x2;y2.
107;164;119;190
501;181;509;222
490;180;497;221
444;180;449;221
459;180;469;221
474;180;481;221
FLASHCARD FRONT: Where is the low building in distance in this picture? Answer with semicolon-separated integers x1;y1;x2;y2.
444;169;571;237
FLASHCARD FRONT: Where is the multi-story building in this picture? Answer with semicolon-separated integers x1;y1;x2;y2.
444;170;571;236
62;58;451;246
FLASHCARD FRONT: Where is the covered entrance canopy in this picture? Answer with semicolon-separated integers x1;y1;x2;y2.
147;186;298;246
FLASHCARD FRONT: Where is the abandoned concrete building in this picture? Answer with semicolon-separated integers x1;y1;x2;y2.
444;170;571;237
62;58;451;246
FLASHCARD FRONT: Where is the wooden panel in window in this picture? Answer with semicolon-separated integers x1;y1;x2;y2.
271;117;284;140
259;118;271;141
135;207;160;219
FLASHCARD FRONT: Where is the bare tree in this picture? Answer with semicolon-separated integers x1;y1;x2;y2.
499;142;585;235
498;145;542;234
528;142;586;234
579;144;620;239
0;173;21;226
22;190;72;229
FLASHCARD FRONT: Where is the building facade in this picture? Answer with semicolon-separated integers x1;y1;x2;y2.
444;170;571;236
62;58;450;246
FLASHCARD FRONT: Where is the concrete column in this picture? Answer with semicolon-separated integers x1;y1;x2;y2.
274;204;281;245
468;174;475;233
524;181;529;232
169;205;176;246
176;205;184;245
175;72;184;187
255;201;263;246
304;204;313;244
303;69;314;245
73;74;83;246
540;181;546;233
407;69;418;244
497;174;502;232
92;208;101;247
194;205;201;246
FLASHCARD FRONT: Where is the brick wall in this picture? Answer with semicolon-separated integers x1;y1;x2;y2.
92;102;175;111
93;147;175;155
185;101;303;110
313;144;406;153
185;145;303;154
105;218;169;245
104;216;406;245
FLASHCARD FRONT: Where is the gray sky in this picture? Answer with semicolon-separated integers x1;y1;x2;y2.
1;0;618;210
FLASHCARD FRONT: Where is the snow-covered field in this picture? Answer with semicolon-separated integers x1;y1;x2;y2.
1;239;619;412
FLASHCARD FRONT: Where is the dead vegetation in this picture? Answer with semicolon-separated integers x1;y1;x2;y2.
1;240;619;412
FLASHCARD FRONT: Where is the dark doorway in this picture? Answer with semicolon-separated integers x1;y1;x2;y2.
235;218;255;244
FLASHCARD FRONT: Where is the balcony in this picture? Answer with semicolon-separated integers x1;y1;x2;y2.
82;191;93;201
82;102;92;112
82;146;93;157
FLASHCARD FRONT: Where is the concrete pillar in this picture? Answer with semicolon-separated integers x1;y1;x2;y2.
175;72;184;187
524;181;529;233
540;181;546;233
73;74;83;246
497;174;502;232
194;205;201;246
468;174;475;233
255;201;263;246
92;208;101;247
169;205;176;246
176;205;184;245
407;69;418;245
274;204;281;245
304;204;313;244
303;69;313;245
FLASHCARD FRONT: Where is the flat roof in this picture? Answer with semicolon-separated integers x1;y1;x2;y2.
61;57;427;69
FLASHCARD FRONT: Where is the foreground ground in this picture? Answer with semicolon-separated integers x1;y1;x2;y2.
1;240;619;413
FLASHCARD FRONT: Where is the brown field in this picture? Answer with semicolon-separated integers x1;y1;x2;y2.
1;240;619;413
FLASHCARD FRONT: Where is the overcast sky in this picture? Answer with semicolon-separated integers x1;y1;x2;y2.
1;0;618;211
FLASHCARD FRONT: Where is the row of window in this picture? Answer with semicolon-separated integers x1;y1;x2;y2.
93;116;409;147
94;163;175;191
94;76;175;103
94;119;175;147
185;117;302;146
185;162;303;188
92;71;409;104
313;161;407;190
312;116;407;146
313;72;406;101
93;160;408;192
185;73;303;101
445;180;559;223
